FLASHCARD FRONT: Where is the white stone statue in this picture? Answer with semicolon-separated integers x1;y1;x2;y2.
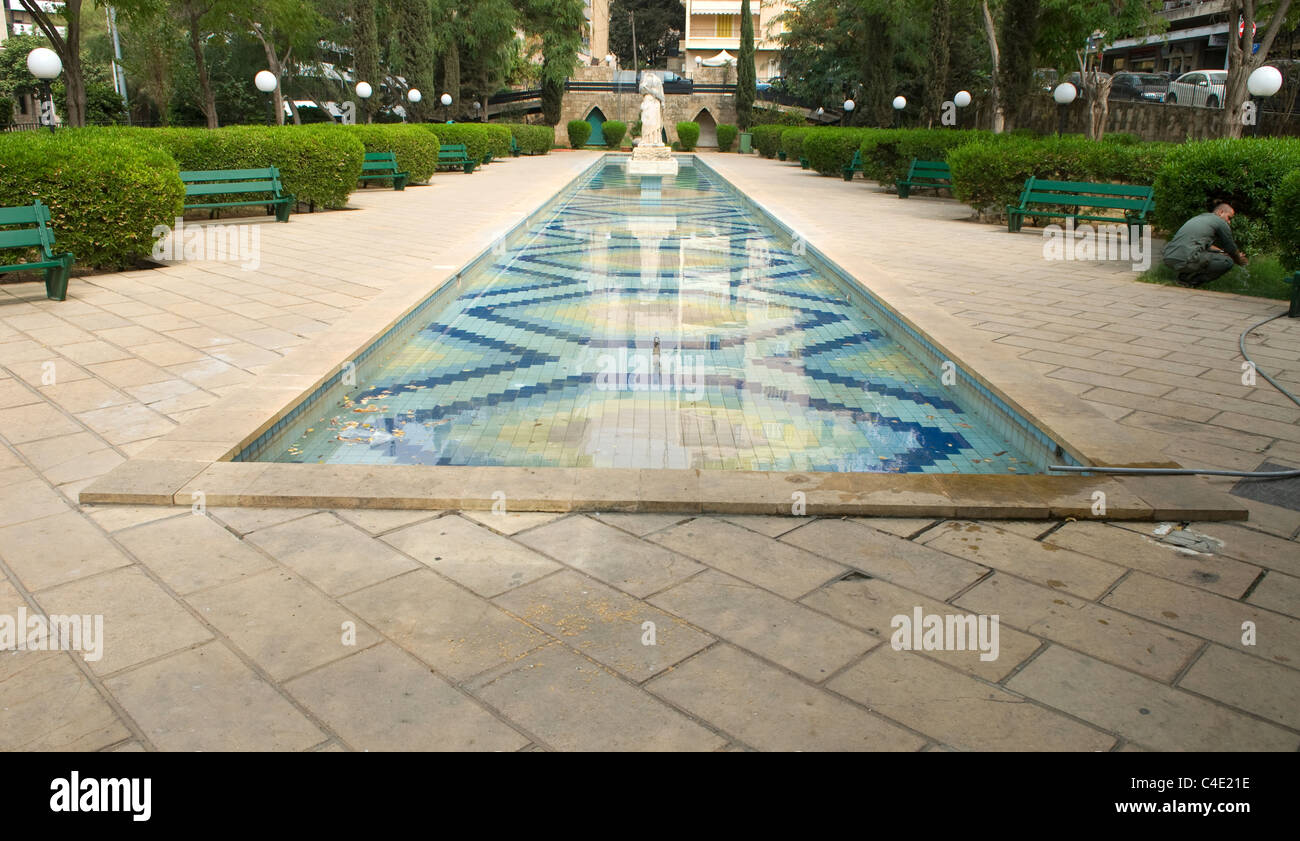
636;73;666;148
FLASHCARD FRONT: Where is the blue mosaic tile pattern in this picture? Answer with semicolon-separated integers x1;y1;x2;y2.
261;158;1040;473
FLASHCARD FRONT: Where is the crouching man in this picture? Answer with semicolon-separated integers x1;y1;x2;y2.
1162;202;1249;288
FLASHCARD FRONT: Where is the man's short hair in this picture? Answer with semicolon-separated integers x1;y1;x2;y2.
1213;202;1235;214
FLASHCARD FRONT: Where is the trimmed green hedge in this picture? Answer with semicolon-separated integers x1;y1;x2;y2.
751;124;786;158
676;121;700;151
1152;137;1300;253
503;123;553;155
804;128;867;175
716;123;738;152
426;123;492;164
0;130;184;270
859;128;991;187
100;125;365;210
567;120;591;149
603;120;627;149
483;123;512;160
947;135;1172;218
1274;169;1300;271
339;124;439;184
781;126;814;161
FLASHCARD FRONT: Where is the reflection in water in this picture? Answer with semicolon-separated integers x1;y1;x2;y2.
265;159;1036;473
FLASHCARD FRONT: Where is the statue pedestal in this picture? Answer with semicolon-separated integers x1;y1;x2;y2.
626;146;677;205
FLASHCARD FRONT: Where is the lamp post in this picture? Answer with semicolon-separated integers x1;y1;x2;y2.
438;91;450;123
892;95;906;128
1053;82;1077;135
1247;65;1283;138
355;81;372;124
953;89;971;128
255;69;278;126
842;98;854;127
27;48;62;133
406;88;422;122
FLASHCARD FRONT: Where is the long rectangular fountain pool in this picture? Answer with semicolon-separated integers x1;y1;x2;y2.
238;155;1056;474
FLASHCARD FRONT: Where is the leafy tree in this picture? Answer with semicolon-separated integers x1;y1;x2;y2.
609;0;683;69
519;0;584;125
736;0;755;130
995;0;1038;130
924;0;950;128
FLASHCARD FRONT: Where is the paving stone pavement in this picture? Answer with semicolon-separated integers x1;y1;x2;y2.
1;151;1297;751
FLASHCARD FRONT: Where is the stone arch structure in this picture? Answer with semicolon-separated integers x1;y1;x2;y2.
693;108;718;147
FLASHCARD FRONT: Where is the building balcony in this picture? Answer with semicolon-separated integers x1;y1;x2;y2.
1159;0;1230;24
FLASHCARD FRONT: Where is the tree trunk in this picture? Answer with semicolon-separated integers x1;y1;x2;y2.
187;11;219;128
442;41;461;119
980;0;1003;132
925;0;951;129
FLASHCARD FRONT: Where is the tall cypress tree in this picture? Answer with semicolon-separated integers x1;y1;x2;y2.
390;0;435;121
996;0;1040;131
924;0;951;129
350;0;380;121
736;0;756;131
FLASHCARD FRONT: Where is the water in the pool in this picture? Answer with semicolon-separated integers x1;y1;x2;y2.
262;158;1036;473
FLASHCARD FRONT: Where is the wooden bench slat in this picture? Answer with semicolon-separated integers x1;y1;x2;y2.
0;229;45;249
0;205;46;225
184;181;282;197
896;159;953;199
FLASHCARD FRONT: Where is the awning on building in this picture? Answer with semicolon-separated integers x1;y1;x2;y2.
1106;23;1229;51
700;50;737;66
691;2;742;14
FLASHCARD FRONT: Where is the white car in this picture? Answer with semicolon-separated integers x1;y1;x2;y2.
1164;70;1228;108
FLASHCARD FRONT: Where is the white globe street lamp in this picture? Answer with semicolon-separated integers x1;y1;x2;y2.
254;70;278;93
1053;82;1077;105
892;96;907;110
355;81;373;99
27;47;62;131
954;90;972;108
1247;65;1283;97
439;92;451;106
407;89;422;103
27;47;62;80
843;99;855;112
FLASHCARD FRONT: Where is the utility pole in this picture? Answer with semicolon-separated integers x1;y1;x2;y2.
106;6;128;117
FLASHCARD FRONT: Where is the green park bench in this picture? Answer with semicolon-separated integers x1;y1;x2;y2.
357;151;408;190
895;160;953;198
438;144;479;173
1006;177;1154;234
510;135;521;157
0;200;75;301
180;167;294;222
842;149;868;181
799;156;810;170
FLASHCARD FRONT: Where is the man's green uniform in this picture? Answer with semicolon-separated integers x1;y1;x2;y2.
1162;212;1240;287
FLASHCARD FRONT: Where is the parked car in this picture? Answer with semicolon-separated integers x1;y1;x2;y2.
1063;71;1110;99
1109;72;1171;103
1165;70;1228;108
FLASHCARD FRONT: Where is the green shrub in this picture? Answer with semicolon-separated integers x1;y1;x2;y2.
676;121;700;151
603;120;627;149
1274;169;1300;271
0;130;184;270
716;123;738;152
751;124;786;158
1153;137;1300;251
502;123;553;155
868;129;991;186
483;123;512;159
427;123;491;163
804;127;867;175
101;125;364;210
1103;132;1142;145
671;140;682;151
567;119;592;148
0;96;13;127
947;134;1172;218
339;123;439;184
781;126;814;161
752;107;804;126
